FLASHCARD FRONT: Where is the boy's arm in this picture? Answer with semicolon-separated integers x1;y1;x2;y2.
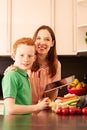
4;97;49;115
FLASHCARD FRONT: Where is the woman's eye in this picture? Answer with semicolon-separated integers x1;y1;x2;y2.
36;37;41;40
45;38;50;41
28;55;34;58
36;37;51;42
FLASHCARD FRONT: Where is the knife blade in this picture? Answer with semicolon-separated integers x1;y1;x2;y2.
43;75;75;99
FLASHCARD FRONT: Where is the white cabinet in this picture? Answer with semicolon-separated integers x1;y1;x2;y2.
55;0;87;55
11;0;54;52
54;0;75;55
0;0;54;55
1;0;87;55
75;0;87;52
0;0;11;55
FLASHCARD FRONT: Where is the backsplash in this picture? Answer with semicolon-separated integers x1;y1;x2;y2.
58;55;87;81
0;55;87;98
0;56;14;99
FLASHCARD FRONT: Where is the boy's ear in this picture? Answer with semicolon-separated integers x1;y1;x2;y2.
34;55;36;61
11;53;15;61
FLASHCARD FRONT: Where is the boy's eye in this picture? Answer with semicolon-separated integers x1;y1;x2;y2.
28;55;34;58
20;54;24;57
20;55;34;58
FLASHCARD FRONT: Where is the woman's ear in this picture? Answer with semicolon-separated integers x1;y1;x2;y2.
51;40;54;47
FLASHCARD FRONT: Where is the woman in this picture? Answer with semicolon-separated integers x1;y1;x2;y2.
30;25;61;104
4;25;61;104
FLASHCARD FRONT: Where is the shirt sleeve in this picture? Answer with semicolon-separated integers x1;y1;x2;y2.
2;71;18;99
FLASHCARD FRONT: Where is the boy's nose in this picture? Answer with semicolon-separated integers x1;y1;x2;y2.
24;56;29;61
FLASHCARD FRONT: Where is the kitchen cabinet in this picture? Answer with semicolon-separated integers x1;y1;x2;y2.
9;0;55;53
1;0;87;55
0;0;11;55
0;0;54;55
75;0;87;52
54;0;75;55
55;0;87;55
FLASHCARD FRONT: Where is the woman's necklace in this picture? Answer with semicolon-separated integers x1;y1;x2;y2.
40;63;48;68
38;55;48;68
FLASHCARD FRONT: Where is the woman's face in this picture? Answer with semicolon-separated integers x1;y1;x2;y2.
35;29;54;55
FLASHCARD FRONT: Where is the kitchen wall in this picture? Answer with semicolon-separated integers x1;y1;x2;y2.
0;55;87;98
58;55;87;81
0;56;13;99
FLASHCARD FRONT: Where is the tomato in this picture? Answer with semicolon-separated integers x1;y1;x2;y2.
62;108;69;115
57;108;62;115
75;108;82;115
69;108;76;115
82;107;87;115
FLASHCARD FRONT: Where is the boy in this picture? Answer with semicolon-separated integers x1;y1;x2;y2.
2;37;49;115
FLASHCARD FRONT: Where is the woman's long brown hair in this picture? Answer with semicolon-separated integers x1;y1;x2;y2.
31;25;58;78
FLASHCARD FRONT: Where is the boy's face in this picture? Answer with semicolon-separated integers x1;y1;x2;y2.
12;44;36;71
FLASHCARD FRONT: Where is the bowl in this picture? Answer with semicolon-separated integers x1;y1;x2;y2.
68;87;87;96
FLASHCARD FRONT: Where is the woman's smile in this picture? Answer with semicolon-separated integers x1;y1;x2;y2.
38;44;47;50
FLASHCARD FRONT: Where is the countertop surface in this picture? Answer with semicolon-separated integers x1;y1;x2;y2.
0;110;87;130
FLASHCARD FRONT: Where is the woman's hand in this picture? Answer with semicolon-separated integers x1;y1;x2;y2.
4;65;17;75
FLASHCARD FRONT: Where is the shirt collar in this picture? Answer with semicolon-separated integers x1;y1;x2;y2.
14;66;28;78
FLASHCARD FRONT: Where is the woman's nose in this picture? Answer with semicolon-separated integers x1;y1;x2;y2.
39;39;45;44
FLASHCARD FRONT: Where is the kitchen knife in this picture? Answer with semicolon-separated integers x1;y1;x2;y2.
43;75;75;99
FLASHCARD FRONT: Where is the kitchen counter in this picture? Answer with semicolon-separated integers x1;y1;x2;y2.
0;110;87;130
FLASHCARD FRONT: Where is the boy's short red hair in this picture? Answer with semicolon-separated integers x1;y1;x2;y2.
13;37;35;54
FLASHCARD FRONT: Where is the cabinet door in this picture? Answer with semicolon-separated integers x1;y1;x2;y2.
11;0;54;49
76;0;87;52
0;0;11;55
55;0;76;55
